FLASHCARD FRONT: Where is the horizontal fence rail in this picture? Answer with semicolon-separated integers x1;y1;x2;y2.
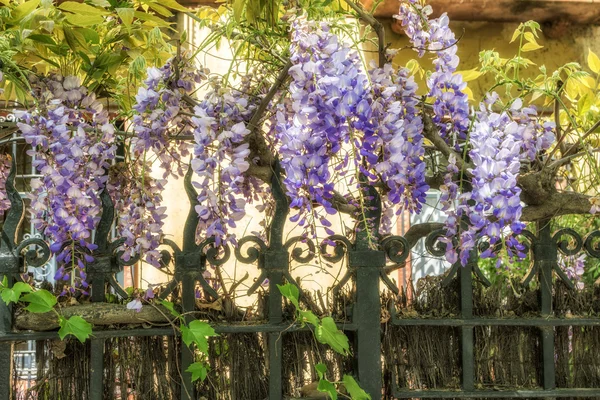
0;156;599;399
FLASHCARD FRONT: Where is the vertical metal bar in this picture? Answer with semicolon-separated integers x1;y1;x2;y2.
267;161;286;400
537;219;556;390
354;265;382;400
180;275;195;400
268;332;282;400
0;274;13;400
90;279;105;400
459;251;475;392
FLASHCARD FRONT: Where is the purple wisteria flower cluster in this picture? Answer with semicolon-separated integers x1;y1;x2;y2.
114;58;207;266
396;0;469;142
368;62;429;214
0;154;11;218
278;19;430;236
191;75;258;244
17;75;116;294
277;18;369;229
442;95;555;265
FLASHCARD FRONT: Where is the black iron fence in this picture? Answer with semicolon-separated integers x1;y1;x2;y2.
0;156;599;400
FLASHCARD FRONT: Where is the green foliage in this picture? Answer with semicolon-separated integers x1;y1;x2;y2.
161;299;216;382
0;0;180;107
278;283;368;399
186;361;208;382
0;281;32;305
20;289;57;313
58;315;93;343
181;320;217;353
342;375;371;400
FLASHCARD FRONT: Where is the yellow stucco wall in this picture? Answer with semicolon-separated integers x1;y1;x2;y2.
377;20;600;100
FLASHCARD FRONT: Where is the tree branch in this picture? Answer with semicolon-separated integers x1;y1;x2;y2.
346;0;386;68
245;60;292;172
422;112;469;171
521;191;593;221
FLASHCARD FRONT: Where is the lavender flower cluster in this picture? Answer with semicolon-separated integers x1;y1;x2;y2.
396;0;469;142
443;95;555;265
17;75;116;293
117;58;207;266
0;154;11;218
191;75;258;244
277;18;368;228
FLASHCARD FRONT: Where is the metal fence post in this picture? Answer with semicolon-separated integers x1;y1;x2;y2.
351;183;384;400
0;274;13;400
536;219;556;390
266;162;288;400
459;251;475;392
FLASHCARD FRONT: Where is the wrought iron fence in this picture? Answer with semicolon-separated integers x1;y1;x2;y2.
0;154;599;400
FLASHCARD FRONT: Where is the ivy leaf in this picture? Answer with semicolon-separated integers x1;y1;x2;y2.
277;283;299;308
0;282;32;305
299;310;319;327
161;300;181;317
315;363;327;380
181;320;217;352
186;362;208;382
342;375;371;400
58;315;93;343
317;379;338;400
315;317;349;356
21;289;57;313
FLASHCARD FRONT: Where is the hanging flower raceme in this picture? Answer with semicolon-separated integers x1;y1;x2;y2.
191;76;257;245
277;18;370;228
368;62;429;215
442;95;555;265
17;75;116;293
396;0;470;142
0;154;11;218
112;59;206;267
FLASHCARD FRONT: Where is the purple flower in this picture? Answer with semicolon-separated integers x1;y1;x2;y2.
126;298;143;312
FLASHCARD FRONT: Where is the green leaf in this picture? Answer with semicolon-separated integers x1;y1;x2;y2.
1;282;33;305
148;3;174;18
181;320;217;352
232;0;245;22
0;276;7;288
186;362;208;382
65;14;105;27
161;300;181;317
133;11;172;27
509;27;521;44
299;310;319;327
58;315;93;343
27;34;57;45
588;49;600;74
342;375;371;400
277;283;299;308
315;363;327;380
317;379;338;400
521;42;543;52
21;289;57;313
315;317;349;355
10;0;40;23
116;8;135;28
160;0;189;12
59;1;110;15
